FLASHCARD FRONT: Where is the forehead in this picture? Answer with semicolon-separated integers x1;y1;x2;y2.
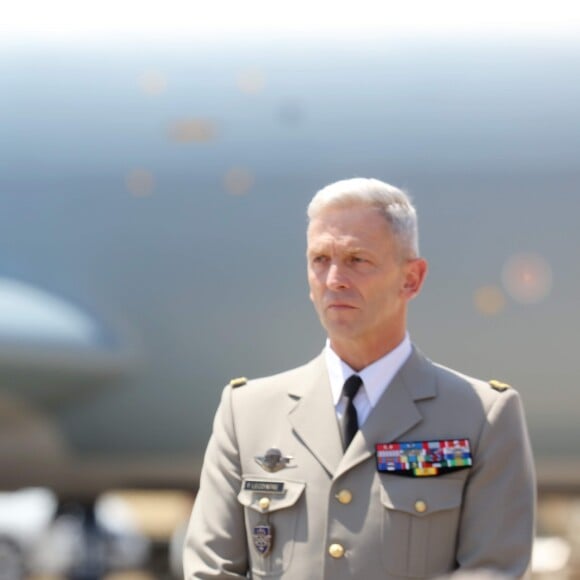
307;204;393;249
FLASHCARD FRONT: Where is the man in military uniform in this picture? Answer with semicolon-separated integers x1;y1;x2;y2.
184;178;535;578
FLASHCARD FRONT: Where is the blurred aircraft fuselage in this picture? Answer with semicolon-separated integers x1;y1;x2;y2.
1;36;579;496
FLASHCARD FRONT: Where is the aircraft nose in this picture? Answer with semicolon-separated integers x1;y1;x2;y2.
0;277;134;404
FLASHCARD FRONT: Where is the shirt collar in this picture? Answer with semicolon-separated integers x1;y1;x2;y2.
325;334;412;407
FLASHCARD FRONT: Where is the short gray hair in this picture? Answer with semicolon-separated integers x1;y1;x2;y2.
307;177;420;258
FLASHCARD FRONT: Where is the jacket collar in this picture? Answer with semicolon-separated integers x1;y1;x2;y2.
287;347;437;478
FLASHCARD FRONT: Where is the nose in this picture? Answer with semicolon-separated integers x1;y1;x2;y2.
326;262;349;290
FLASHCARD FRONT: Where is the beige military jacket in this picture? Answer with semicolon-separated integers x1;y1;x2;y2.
184;348;535;579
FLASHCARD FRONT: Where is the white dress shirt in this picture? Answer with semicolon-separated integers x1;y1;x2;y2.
325;334;412;427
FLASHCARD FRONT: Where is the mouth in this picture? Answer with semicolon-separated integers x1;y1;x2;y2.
326;303;357;311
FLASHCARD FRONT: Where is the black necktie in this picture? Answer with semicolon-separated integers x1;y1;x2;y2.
341;375;363;450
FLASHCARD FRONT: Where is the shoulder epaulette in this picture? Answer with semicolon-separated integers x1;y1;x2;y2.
229;377;248;388
489;379;511;392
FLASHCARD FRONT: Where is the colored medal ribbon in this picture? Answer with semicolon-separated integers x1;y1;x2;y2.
376;439;472;477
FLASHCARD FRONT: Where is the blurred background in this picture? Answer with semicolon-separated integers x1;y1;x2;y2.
1;1;579;577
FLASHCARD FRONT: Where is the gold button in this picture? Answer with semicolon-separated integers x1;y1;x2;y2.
335;489;353;504
258;497;271;511
414;500;427;513
328;543;345;559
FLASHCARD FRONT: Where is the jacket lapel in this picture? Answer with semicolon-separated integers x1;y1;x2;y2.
287;354;344;477
335;347;437;479
286;348;438;479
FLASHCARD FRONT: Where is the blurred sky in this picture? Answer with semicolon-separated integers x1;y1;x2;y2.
2;0;580;46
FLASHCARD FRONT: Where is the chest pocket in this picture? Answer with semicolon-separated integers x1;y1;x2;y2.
237;477;306;578
380;476;464;577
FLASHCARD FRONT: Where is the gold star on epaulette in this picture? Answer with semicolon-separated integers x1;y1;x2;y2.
229;377;248;388
489;379;510;392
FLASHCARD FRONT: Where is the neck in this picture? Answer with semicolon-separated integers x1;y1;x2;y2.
330;331;407;372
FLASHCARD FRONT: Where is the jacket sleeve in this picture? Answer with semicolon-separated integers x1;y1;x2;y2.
456;388;536;577
183;385;249;579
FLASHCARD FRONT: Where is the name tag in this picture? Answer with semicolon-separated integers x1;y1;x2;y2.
376;439;472;477
244;480;285;494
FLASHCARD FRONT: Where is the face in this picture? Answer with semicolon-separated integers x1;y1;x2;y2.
307;203;426;356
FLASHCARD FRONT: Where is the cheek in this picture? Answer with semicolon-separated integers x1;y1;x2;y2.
374;278;405;303
307;273;318;303
307;268;321;288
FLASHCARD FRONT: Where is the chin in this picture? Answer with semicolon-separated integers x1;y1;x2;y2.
324;321;361;340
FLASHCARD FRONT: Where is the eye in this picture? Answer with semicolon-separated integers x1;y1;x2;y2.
311;254;329;265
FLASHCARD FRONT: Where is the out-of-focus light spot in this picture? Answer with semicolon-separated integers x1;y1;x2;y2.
532;536;571;573
168;118;217;143
237;69;265;95
502;253;553;304
474;285;506;316
278;98;306;126
138;70;167;96
105;572;155;580
0;488;57;538
98;490;193;542
224;166;255;196
126;169;155;196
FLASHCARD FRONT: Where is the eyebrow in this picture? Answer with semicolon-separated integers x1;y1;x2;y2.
307;245;372;257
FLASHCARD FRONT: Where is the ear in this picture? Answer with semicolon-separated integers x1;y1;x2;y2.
401;258;428;300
